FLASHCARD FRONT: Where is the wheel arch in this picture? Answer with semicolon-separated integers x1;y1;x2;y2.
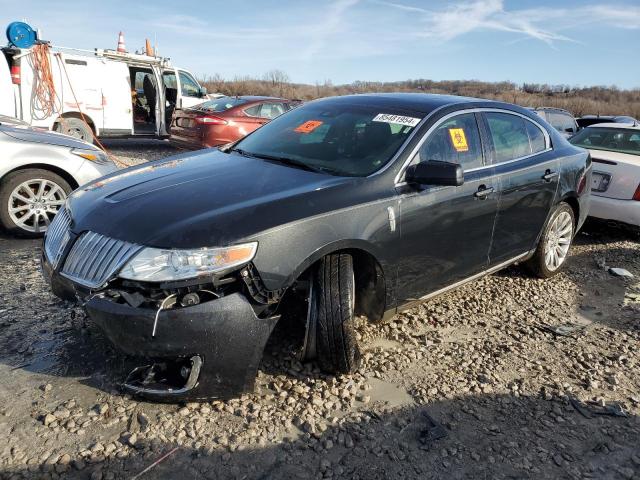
290;239;389;323
1;164;79;190
559;193;580;224
54;111;97;135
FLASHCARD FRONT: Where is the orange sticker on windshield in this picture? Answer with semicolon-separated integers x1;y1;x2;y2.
295;120;323;133
449;128;469;152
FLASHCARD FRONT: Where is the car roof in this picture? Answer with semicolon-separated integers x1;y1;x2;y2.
528;106;573;114
308;93;511;114
587;123;640;130
234;95;288;102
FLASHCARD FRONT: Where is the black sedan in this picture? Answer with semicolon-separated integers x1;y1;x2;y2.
41;93;591;401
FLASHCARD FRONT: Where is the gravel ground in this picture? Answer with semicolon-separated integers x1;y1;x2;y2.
0;142;639;480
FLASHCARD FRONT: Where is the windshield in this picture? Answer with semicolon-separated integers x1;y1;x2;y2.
193;97;249;112
233;102;423;176
570;127;640;156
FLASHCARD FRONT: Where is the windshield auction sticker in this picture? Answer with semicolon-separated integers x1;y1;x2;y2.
294;120;323;133
448;128;469;152
372;113;421;127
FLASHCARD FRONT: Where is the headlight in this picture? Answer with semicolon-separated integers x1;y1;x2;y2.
118;242;258;282
71;148;111;165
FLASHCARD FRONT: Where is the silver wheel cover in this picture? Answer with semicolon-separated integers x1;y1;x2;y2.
8;179;67;233
544;210;573;271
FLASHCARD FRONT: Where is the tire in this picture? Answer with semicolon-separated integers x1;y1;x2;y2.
307;253;361;374
0;169;71;237
55;117;93;143
526;202;575;278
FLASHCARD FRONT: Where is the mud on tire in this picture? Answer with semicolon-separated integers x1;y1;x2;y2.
309;253;361;374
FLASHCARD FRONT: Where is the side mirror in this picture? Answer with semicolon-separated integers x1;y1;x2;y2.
199;87;208;97
405;161;464;187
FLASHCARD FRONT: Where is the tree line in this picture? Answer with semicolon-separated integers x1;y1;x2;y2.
200;70;640;119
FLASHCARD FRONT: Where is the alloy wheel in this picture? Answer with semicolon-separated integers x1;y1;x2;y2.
8;179;67;233
544;211;573;272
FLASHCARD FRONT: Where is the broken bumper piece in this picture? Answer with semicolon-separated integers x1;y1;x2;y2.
85;293;278;402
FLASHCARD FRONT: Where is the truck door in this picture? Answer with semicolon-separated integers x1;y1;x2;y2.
0;52;17;117
176;69;207;109
101;62;133;136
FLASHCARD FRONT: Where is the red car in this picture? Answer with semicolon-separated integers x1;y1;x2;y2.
169;96;299;149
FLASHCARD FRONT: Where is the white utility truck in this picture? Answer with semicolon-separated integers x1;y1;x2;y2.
0;45;207;141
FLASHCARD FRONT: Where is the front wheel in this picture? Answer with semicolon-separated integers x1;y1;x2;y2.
0;169;71;237
526;202;575;278
304;253;361;374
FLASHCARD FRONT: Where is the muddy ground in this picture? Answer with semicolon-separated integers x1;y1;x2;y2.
0;140;639;479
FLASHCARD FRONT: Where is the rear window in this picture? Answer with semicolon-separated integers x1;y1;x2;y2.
194;97;249;112
570;127;640;156
234;103;423;176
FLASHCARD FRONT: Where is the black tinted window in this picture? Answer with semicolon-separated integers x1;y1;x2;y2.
485;113;532;162
417;113;483;170
235;103;423;176
526;120;546;153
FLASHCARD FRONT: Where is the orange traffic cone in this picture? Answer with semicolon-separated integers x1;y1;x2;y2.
145;38;154;56
117;32;126;53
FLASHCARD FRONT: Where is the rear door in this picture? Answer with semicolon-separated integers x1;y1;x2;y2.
482;111;559;264
396;111;499;304
101;61;133;135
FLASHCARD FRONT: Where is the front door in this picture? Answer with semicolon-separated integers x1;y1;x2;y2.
176;69;206;109
396;112;499;305
481;111;559;265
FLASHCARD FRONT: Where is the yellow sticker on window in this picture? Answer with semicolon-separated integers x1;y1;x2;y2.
449;128;469;152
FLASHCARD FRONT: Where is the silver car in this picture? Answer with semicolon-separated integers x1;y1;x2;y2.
0;115;117;236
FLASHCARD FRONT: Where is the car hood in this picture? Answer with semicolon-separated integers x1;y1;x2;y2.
1;125;96;150
68;149;358;248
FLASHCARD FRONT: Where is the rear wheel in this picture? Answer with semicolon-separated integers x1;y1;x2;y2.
303;253;361;374
526;202;575;278
55;117;93;143
0;169;71;237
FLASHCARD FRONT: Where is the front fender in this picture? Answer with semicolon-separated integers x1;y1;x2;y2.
247;196;400;306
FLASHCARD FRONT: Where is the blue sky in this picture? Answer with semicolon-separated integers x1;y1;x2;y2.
4;0;640;88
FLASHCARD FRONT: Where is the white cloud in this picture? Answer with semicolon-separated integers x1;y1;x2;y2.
375;0;640;46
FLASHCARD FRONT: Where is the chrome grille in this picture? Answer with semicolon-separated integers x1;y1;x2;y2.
44;208;72;268
61;232;141;288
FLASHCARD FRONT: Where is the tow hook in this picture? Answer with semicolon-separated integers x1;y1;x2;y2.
123;355;203;398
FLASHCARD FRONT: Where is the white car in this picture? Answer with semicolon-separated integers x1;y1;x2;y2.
569;123;640;229
0;115;117;237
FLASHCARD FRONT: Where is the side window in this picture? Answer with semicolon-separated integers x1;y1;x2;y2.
485;112;532;162
416;113;484;170
178;71;201;97
258;102;286;120
548;112;575;133
525;120;547;154
244;104;261;117
162;71;177;89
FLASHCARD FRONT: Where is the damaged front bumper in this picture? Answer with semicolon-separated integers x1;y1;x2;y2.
42;254;278;402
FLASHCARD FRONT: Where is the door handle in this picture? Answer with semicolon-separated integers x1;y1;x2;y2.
542;170;559;182
474;185;494;199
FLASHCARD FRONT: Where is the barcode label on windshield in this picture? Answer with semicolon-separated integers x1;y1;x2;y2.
372;114;421;127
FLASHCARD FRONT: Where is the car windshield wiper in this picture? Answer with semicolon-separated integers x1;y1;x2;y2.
230;149;332;174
